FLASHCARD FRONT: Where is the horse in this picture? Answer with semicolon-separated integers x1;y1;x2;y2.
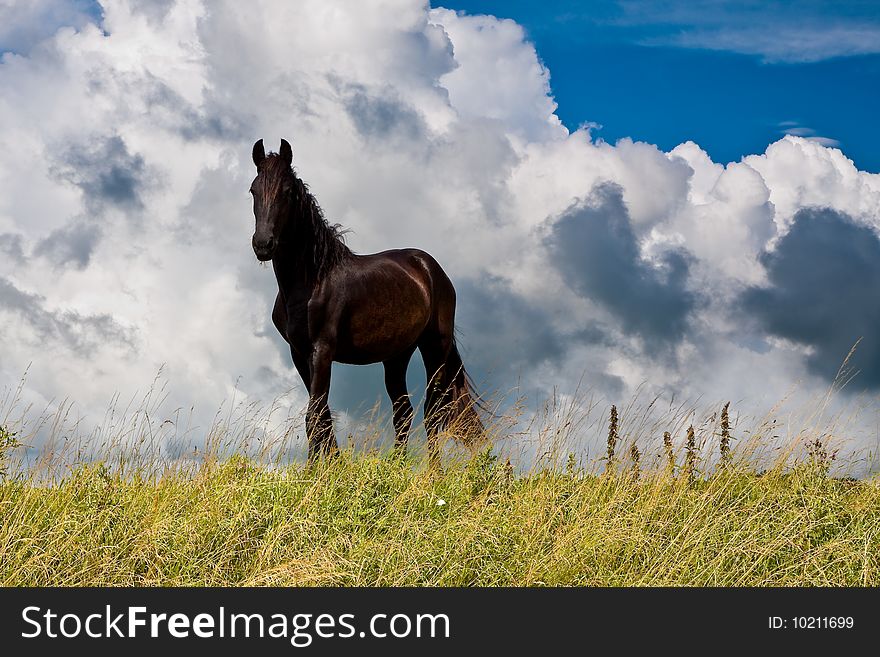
249;138;483;464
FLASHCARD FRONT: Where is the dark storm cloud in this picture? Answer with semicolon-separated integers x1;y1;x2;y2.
0;233;25;264
456;274;624;397
52;135;153;214
145;79;248;142
741;207;880;388
342;85;425;141
176;100;249;142
34;220;101;269
330;362;397;419
457;275;569;371
546;182;697;346
82;70;248;142
0;276;135;356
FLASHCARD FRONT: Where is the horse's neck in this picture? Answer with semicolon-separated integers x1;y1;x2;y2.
272;222;317;299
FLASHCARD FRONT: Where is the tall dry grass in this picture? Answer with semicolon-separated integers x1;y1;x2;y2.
1;376;879;586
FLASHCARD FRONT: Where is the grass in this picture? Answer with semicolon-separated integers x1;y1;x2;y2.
1;435;879;586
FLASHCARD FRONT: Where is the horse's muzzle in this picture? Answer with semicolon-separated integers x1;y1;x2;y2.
253;235;275;261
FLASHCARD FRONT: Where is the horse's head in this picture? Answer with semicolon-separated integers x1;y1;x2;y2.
250;138;295;261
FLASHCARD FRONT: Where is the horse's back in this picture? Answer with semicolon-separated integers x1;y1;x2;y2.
369;248;454;299
366;248;457;338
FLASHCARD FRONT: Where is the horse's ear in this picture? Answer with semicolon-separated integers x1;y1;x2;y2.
279;139;293;167
252;139;265;167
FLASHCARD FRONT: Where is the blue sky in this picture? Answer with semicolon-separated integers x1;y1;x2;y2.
447;0;880;172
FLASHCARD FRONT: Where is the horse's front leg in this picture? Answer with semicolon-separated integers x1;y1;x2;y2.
306;340;338;460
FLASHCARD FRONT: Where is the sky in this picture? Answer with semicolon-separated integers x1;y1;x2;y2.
1;0;880;468
448;0;880;172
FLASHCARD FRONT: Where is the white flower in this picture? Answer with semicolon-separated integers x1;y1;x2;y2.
435;499;446;507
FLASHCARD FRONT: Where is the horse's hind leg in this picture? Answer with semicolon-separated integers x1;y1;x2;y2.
383;347;416;453
419;332;453;470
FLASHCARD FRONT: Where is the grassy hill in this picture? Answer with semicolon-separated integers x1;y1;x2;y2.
2;435;878;586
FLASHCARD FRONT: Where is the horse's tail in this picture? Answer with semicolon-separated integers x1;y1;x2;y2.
443;339;486;447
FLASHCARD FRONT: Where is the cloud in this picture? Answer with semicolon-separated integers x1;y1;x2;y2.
0;275;135;356
34;221;101;269
456;273;625;399
50;135;153;214
457;275;569;369
741;136;880;231
0;0;100;55
0;234;25;264
663;24;880;64
741;207;880;387
546;183;698;347
341;83;426;142
614;1;880;63
130;0;176;24
780;125;840;148
428;8;564;141
97;71;248;143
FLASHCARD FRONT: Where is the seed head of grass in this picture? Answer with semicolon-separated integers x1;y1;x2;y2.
684;424;697;484
606;404;619;473
719;402;732;468
629;441;641;480
662;431;674;473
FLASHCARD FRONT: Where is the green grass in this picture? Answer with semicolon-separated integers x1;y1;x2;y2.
2;447;878;586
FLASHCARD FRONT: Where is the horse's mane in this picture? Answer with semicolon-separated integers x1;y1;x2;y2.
266;154;353;279
291;172;353;280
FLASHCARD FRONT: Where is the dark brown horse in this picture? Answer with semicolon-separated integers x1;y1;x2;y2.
250;138;482;463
